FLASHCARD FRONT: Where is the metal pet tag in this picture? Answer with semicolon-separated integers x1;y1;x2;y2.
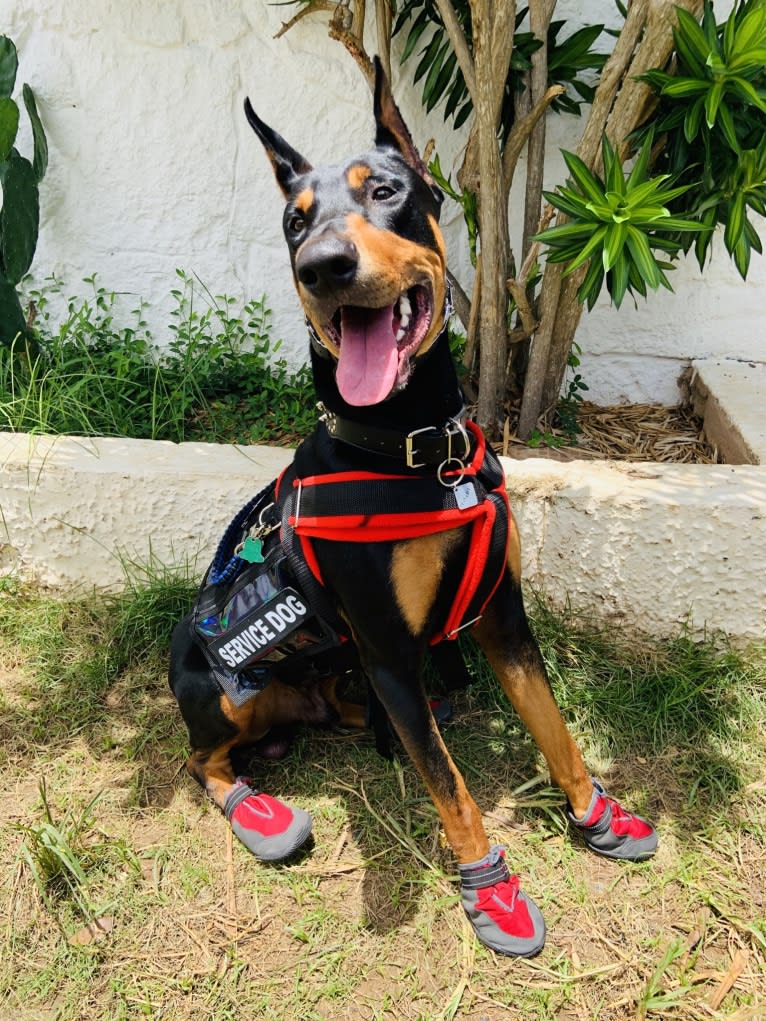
454;481;479;509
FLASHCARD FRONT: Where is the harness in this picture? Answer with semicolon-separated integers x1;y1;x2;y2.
278;418;510;644
190;415;510;706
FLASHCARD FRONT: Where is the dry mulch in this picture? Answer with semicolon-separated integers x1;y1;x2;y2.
503;401;717;463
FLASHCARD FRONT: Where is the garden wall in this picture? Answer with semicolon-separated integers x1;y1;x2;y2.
2;432;763;647
4;0;765;406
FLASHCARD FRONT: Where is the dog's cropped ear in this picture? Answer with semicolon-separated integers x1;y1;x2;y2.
373;57;440;200
244;98;313;197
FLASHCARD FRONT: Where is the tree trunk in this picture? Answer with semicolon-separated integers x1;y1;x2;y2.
471;0;516;431
518;0;702;437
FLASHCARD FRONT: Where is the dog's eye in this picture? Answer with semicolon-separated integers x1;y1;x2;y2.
371;185;395;201
287;214;306;234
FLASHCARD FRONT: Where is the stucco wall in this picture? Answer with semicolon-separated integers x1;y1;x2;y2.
3;0;765;404
2;432;763;646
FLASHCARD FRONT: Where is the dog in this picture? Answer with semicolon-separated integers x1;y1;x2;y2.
169;60;657;958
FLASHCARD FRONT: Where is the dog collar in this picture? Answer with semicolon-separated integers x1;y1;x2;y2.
317;403;471;470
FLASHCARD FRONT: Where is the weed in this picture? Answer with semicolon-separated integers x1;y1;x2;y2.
16;780;136;922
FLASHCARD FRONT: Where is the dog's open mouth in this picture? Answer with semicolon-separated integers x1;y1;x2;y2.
326;284;433;406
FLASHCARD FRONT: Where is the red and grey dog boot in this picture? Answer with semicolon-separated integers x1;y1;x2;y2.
459;845;546;957
223;777;312;862
568;778;658;861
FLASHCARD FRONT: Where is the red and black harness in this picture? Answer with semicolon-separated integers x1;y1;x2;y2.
277;417;510;645
191;413;510;708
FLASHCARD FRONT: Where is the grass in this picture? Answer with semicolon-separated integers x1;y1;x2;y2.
0;573;764;1020
2;272;317;445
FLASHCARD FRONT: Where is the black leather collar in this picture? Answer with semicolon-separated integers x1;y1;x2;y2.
317;403;471;468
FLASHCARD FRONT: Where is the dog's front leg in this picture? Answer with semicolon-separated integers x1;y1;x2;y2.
361;650;547;955
365;658;490;864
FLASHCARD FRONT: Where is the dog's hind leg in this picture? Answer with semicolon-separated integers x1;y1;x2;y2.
474;570;594;816
474;515;657;861
168;621;313;860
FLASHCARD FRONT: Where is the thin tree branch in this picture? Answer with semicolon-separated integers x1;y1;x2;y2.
374;0;393;84
502;84;564;194
433;0;478;102
274;0;338;40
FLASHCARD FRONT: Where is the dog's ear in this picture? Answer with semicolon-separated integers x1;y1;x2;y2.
244;98;313;197
373;56;440;202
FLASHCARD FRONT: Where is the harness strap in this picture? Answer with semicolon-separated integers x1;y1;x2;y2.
281;421;509;642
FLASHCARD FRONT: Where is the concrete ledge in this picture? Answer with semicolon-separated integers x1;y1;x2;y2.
1;433;764;646
691;358;766;465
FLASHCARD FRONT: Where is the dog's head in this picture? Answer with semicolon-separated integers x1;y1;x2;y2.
245;60;448;407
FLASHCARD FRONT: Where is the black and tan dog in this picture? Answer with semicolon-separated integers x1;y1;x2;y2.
169;61;657;957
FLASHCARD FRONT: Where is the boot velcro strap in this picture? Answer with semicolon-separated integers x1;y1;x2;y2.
223;780;257;821
459;856;511;891
572;799;613;836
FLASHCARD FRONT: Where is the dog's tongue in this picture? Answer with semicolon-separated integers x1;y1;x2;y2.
336;305;398;406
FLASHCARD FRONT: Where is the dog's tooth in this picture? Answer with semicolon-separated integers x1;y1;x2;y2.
399;293;412;320
395;327;405;342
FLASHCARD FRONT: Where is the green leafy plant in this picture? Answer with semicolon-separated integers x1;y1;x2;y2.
395;3;606;134
2;272;317;444
535;131;705;309
17;781;136;923
639;0;766;277
0;34;48;348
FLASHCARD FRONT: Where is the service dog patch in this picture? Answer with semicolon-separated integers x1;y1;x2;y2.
206;589;310;671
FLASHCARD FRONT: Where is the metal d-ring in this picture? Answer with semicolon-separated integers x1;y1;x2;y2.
437;456;467;488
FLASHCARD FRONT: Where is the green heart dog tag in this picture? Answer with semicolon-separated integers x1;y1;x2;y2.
238;536;265;563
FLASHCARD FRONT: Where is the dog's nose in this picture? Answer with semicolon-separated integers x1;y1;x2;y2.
295;236;359;295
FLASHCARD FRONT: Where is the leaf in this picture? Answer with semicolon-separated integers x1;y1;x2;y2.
22;84;48;182
562;224;608;274
400;10;429;63
0;36;18;98
626;131;654;190
728;6;766;60
414;30;443;85
0;149;39;283
662;78;709;99
561;150;605;204
609;249;632;307
0;269;27;345
602;220;628;272
674;8;715;72
730;76;766;114
724;190;746;253
626;226;662;289
576;256;605;309
704;80;724;128
716;100;740;153
0;95;19;161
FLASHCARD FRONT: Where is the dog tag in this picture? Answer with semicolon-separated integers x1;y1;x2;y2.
454;481;479;509
238;536;265;563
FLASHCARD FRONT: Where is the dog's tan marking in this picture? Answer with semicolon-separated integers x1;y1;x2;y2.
507;509;522;583
295;187;315;214
390;530;461;636
347;163;371;190
412;214;448;359
475;609;593;816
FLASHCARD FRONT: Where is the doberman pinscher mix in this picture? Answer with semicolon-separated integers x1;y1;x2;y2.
169;61;657;957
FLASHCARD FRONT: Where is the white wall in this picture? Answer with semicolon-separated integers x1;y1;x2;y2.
4;0;765;403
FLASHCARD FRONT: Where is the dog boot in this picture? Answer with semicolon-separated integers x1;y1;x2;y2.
223;777;312;861
459;845;546;957
568;778;658;861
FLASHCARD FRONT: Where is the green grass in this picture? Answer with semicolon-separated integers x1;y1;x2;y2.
2;272;317;444
1;573;765;1020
